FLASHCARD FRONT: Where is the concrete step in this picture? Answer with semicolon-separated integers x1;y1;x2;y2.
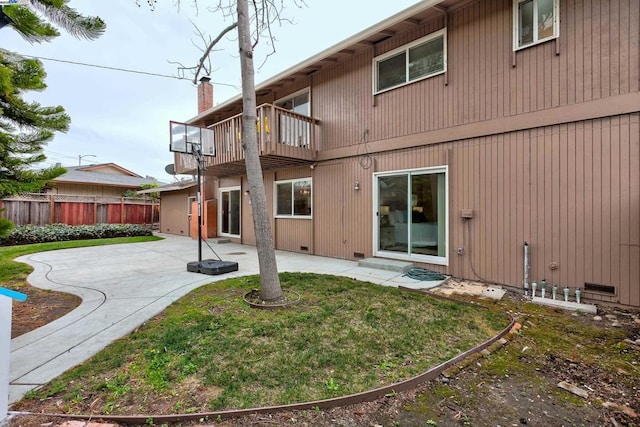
358;257;414;274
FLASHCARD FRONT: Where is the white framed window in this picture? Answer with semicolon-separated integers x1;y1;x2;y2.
275;88;310;116
373;166;448;266
274;178;312;219
373;29;446;94
513;0;559;50
275;88;311;148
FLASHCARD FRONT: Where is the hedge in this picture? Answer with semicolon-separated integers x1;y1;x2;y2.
0;223;153;246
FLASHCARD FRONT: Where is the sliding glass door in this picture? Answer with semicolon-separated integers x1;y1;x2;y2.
375;167;447;264
219;187;240;237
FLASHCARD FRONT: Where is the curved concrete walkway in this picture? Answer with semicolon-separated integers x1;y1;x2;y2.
9;234;440;405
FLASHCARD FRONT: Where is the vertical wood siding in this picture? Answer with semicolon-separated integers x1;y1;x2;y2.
159;189;194;236
271;168;313;253
325;113;638;307
210;0;639;307
313;162;346;258
271;114;638;306
312;0;638;151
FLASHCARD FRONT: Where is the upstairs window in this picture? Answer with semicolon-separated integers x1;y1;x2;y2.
276;89;310;116
374;29;446;94
513;0;559;50
275;178;312;218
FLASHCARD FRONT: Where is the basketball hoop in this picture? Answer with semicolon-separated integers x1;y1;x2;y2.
168;120;237;275
169;121;215;157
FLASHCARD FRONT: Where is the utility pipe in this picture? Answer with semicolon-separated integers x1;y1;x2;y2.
523;242;530;295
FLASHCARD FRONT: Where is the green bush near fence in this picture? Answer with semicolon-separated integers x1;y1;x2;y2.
0;223;153;246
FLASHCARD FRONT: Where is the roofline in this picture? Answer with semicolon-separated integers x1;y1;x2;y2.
79;163;142;177
137;181;197;194
51;180;149;188
187;0;446;123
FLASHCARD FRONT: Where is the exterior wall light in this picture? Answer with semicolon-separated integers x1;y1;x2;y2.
354;181;360;190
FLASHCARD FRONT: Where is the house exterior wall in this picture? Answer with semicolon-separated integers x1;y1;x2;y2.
159;188;196;236
311;0;639;152
193;0;640;306
50;183;133;198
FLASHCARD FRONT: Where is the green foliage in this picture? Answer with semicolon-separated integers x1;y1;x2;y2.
0;208;14;238
0;50;69;197
0;1;105;197
139;182;160;201
21;273;508;414
1;223;153;246
1;1;105;43
123;183;159;201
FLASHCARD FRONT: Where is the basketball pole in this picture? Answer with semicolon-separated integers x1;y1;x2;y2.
177;120;238;276
194;144;203;264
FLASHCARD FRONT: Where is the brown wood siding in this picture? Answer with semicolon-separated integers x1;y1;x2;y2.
159;189;194;236
272;168;313;253
201;0;639;307
312;0;639;152
275;219;313;253
321;113;638;306
53;183;131;198
313;162;346;258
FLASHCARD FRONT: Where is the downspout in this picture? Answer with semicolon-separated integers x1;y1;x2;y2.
523;241;530;296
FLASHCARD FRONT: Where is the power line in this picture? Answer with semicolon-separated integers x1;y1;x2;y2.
15;53;239;88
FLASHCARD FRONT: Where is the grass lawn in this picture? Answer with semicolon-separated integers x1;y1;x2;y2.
17;272;510;416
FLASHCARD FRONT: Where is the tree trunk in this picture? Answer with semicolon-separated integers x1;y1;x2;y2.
236;0;283;302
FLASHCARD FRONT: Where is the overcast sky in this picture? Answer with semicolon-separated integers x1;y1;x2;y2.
4;0;420;183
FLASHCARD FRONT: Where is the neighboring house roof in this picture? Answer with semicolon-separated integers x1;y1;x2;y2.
52;164;158;188
75;163;141;177
137;179;196;194
188;0;451;123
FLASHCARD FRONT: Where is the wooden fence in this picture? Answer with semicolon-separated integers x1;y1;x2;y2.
0;194;159;227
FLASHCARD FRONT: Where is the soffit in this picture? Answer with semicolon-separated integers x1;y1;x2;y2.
189;0;473;125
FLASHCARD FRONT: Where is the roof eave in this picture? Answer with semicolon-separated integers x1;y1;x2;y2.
187;0;447;124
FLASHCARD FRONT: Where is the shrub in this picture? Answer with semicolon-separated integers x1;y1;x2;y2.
0;223;152;246
0;208;14;239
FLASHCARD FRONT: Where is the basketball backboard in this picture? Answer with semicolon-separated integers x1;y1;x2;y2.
169;121;215;156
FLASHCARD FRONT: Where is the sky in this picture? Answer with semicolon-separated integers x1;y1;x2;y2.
3;0;421;183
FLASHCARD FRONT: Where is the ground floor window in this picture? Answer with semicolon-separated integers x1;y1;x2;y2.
375;167;447;265
219;187;240;236
275;178;312;218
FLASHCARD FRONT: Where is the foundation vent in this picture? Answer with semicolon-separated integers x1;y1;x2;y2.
584;282;616;295
353;252;365;259
300;246;309;251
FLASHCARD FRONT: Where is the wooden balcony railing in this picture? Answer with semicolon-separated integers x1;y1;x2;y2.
175;104;318;176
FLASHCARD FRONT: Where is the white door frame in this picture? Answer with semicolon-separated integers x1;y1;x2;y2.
218;186;241;238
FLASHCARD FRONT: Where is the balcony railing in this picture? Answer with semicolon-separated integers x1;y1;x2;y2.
175;104;318;176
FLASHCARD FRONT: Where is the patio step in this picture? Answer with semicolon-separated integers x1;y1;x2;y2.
358;258;414;274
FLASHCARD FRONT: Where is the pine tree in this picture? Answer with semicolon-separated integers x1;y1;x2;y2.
0;1;105;197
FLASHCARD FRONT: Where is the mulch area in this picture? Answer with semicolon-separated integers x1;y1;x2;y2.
10;281;81;338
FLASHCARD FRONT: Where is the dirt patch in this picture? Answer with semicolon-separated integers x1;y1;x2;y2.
9;280;81;338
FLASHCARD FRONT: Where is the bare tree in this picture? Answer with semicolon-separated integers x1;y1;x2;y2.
149;0;294;302
235;0;282;302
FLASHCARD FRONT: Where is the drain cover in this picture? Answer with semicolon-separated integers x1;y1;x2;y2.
225;252;247;255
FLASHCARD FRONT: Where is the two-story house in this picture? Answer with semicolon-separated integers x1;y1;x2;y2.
174;0;639;308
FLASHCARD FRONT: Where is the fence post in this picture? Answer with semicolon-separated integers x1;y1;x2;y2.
93;196;98;225
50;194;55;224
0;288;27;422
121;198;125;224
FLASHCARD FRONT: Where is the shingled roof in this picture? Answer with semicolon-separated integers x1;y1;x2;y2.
52;164;159;188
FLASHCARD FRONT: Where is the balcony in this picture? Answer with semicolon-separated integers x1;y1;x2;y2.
175;104;318;177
